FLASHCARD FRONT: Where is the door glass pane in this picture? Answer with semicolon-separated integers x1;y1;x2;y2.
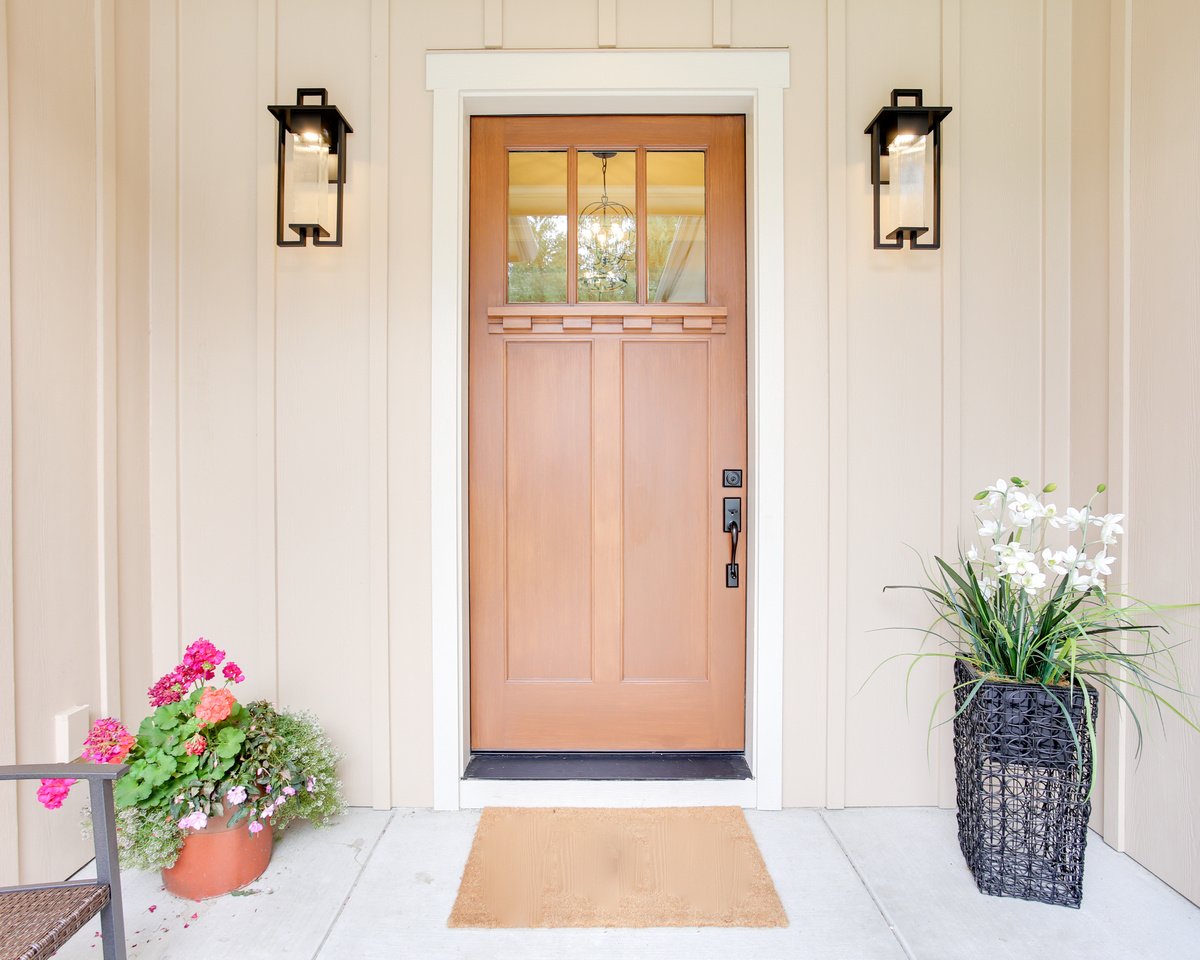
508;152;568;303
578;151;637;303
647;152;706;303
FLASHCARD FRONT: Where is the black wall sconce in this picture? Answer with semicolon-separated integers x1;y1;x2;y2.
267;88;353;246
864;88;952;250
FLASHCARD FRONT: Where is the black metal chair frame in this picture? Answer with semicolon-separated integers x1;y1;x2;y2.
0;763;128;959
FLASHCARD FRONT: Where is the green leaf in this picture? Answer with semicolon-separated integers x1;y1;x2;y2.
214;726;246;759
973;490;989;501
114;775;153;808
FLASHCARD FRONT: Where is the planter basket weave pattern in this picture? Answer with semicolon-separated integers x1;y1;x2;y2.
953;659;1100;908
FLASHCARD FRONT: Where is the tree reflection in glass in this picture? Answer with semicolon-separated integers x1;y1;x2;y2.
647;152;706;303
508;152;568;303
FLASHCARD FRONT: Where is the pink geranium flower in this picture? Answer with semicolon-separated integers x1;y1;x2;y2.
81;717;136;765
221;662;245;684
195;687;236;726
147;667;188;707
36;778;77;810
182;638;225;681
184;734;207;756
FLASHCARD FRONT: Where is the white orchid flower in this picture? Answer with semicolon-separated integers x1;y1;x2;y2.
1007;492;1039;528
979;576;997;600
985;478;1010;498
999;548;1035;577
1056;506;1090;531
1090;551;1115;577
1040;502;1059;522
1092;513;1125;544
977;519;1002;539
966;544;980;562
1042;545;1080;577
1071;571;1094;592
1016;569;1047;596
991;541;1018;560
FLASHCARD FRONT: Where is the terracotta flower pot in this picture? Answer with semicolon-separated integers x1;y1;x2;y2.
161;806;273;900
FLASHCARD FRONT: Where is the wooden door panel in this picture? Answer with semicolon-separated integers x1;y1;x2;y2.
622;340;710;682
503;341;593;682
469;115;746;751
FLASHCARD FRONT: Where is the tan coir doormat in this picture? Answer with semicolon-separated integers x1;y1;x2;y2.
448;806;788;928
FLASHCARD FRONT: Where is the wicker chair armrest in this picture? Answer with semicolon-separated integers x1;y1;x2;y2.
0;762;129;782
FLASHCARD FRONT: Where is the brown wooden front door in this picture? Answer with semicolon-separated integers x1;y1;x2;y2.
469;115;747;750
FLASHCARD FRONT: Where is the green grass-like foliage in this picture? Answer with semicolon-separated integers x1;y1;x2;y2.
886;477;1198;774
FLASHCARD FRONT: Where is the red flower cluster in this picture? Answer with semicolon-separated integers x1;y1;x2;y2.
184;734;207;756
147;638;230;707
182;639;225;679
81;717;135;765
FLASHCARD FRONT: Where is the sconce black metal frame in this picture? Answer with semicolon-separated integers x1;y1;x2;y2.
267;88;353;247
864;88;952;250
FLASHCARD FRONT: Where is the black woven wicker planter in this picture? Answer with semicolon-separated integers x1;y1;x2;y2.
953;659;1100;908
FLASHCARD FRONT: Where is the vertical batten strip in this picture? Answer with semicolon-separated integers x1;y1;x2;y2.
754;85;788;812
148;0;181;677
0;0;19;889
94;0;120;718
712;0;732;48
368;0;392;811
483;0;503;49
1042;0;1072;493
428;85;463;811
255;0;279;703
825;0;849;811
936;0;963;810
598;0;617;48
1103;0;1133;853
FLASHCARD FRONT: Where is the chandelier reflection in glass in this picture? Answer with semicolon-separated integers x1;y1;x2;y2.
579;152;636;294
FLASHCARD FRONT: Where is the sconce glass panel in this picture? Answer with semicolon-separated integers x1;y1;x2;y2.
882;133;934;240
507;152;568;303
577;151;637;303
647;151;706;303
284;128;335;240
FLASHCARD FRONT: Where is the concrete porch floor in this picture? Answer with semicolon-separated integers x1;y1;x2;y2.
58;807;1199;959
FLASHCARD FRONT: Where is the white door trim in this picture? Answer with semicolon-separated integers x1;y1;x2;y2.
426;48;790;811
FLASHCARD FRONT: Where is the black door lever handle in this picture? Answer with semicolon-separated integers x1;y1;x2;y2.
723;496;742;588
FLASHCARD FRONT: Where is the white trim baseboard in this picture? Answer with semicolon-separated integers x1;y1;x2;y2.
426;48;791;812
460;778;759;810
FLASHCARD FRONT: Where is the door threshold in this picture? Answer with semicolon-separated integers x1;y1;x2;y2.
463;751;751;782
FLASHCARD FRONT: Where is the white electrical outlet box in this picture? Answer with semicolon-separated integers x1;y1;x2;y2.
55;705;90;762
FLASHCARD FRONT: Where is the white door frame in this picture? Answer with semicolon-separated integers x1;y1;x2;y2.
426;49;790;811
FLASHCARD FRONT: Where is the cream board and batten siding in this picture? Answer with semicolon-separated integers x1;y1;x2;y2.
1123;0;1200;907
0;0;1195;906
